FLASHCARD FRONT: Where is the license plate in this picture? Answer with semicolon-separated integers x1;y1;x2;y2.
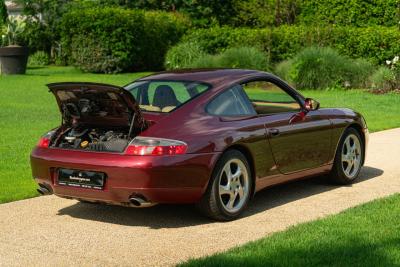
58;169;106;190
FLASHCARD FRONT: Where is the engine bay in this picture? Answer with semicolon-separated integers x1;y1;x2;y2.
46;82;150;153
54;127;130;153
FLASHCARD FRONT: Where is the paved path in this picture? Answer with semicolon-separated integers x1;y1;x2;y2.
1;128;399;267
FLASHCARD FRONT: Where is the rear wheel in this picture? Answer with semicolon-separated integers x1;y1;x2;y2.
197;150;252;221
329;128;364;184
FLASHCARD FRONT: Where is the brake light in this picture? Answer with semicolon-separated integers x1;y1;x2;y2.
125;137;187;156
37;131;55;148
37;137;50;148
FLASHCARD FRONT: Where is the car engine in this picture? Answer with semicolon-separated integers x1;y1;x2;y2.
55;127;130;153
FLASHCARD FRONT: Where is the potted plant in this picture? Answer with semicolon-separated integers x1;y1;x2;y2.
0;17;29;74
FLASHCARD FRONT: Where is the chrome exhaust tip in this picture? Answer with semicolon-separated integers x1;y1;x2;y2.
129;196;155;208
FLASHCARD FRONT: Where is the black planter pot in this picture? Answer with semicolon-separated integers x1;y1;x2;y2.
0;46;29;75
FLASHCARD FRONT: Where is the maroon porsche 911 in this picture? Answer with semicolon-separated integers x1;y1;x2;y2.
31;69;368;220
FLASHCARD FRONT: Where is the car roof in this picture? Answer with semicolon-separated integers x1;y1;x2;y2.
137;69;274;88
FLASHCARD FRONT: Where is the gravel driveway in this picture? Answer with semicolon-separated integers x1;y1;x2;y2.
1;128;399;267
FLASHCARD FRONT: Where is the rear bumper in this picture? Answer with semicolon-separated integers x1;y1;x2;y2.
31;147;220;205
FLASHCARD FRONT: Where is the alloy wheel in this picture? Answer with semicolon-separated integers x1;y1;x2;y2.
341;134;362;179
218;159;250;213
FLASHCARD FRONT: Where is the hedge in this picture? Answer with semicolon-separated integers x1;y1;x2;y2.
60;7;189;73
298;0;399;27
181;26;400;65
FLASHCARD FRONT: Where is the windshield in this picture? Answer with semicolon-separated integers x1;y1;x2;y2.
125;80;210;113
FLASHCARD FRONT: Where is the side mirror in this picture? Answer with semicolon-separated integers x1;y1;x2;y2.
304;98;320;111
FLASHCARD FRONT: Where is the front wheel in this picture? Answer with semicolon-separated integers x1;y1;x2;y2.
329;128;364;184
197;150;252;221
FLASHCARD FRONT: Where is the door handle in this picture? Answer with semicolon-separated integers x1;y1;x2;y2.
269;128;280;137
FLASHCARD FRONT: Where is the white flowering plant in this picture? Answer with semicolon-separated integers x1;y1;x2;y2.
385;55;400;72
371;56;400;91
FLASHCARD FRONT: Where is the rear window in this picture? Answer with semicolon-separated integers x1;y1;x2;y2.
125;80;210;113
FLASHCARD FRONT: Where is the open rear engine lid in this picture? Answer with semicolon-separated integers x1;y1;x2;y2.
47;82;146;129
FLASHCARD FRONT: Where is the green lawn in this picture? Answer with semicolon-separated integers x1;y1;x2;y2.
0;66;399;203
181;194;400;267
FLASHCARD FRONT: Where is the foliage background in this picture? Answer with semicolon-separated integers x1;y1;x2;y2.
181;26;400;65
7;0;400;73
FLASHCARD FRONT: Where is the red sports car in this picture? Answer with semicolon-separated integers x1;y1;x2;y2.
31;69;368;220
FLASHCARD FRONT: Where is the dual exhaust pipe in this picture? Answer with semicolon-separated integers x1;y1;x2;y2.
37;184;153;208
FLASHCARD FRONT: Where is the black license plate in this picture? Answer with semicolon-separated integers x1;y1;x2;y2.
58;169;106;190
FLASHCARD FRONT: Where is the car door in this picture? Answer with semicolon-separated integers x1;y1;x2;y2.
241;78;332;174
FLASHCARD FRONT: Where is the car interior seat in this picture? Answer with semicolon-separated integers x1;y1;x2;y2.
152;85;180;110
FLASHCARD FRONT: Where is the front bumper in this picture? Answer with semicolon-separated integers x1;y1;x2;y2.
31;147;220;205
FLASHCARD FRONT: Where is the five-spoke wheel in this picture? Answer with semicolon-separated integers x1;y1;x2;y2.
197;150;252;221
330;127;364;184
218;159;250;213
341;134;362;179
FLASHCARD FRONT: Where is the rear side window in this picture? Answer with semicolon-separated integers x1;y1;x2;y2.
125;80;210;113
207;85;256;116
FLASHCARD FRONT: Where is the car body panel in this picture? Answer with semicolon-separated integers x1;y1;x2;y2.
263;109;332;174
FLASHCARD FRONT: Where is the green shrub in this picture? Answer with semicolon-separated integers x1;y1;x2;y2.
274;59;293;81
70;34;127;73
369;56;400;92
280;47;376;90
232;0;301;27
28;51;50;67
298;0;399;27
344;58;375;88
60;7;189;73
370;67;397;91
182;26;400;65
189;46;270;70
166;45;270;70
287;47;349;89
217;47;270;70
191;54;220;68
164;42;206;70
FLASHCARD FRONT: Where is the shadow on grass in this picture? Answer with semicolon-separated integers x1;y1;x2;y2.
181;236;400;267
57;166;383;228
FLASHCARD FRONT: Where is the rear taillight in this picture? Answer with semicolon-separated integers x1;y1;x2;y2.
125;137;187;156
37;131;55;148
37;137;50;148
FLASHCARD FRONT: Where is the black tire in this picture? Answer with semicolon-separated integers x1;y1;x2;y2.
197;150;253;221
329;127;364;185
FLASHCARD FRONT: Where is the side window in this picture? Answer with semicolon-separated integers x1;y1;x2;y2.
207;85;256;116
242;80;301;115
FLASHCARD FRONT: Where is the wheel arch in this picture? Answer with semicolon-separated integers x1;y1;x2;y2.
348;123;366;165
